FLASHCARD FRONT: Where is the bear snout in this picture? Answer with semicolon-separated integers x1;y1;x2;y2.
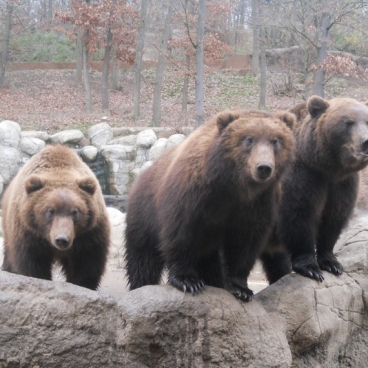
50;217;75;250
55;235;71;250
256;162;274;181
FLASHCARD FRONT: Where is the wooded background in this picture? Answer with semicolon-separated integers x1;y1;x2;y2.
1;0;368;129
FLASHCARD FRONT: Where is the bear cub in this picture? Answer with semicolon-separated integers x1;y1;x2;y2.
1;145;110;290
125;109;295;301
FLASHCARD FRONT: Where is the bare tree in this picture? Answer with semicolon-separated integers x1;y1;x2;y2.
251;0;260;76
133;0;148;120
0;0;14;88
195;0;205;127
264;0;368;97
152;2;173;127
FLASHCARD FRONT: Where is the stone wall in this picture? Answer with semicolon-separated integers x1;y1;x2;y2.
0;120;189;210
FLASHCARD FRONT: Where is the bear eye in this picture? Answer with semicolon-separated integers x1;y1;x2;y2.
345;120;354;127
272;138;279;147
71;209;79;219
47;208;55;217
245;137;254;146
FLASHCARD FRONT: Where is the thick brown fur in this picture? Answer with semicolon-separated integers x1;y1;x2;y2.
1;145;110;290
276;96;368;282
124;109;295;301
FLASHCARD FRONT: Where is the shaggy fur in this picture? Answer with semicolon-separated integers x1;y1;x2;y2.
278;96;368;282
1;145;110;290
124;109;295;301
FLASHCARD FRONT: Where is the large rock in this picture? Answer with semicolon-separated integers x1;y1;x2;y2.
1;213;368;367
106;207;126;268
89;123;113;149
49;130;84;145
20;137;45;156
0;146;21;185
100;145;136;195
21;131;50;141
0;120;21;148
166;133;186;148
136;129;157;148
149;138;168;161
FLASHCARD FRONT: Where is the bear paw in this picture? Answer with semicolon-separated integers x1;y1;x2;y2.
292;254;325;282
226;277;254;302
168;274;205;294
317;252;343;276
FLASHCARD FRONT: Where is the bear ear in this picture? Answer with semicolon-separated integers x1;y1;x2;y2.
25;175;44;194
216;111;240;132
77;177;96;195
275;111;296;130
307;95;329;118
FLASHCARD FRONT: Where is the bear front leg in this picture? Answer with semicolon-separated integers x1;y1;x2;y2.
63;229;109;290
223;227;264;302
280;165;327;282
316;175;358;277
7;236;53;280
163;222;225;294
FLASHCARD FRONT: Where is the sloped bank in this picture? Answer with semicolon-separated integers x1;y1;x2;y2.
1;213;368;367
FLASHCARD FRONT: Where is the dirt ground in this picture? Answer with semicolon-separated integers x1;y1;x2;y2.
1;67;367;135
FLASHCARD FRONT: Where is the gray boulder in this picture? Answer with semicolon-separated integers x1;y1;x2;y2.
0;146;21;185
21;131;50;141
80;146;98;162
136;129;157;149
0;120;21;148
50;130;84;145
20;137;45;156
167;133;186;148
149;138;168;161
89;123;113;149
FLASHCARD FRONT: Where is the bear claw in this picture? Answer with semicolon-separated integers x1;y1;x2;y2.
169;275;205;294
226;277;254;302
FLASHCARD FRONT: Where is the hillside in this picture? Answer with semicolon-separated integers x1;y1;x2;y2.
0;66;367;134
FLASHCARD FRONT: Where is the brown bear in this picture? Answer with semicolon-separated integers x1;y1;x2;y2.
124;109;295;301
1;145;110;290
274;96;368;282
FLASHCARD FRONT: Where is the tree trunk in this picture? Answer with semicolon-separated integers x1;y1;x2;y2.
258;26;266;110
152;2;173;127
195;0;205;127
76;28;83;84
0;1;13;88
313;12;330;97
181;55;190;117
48;0;53;26
251;0;260;76
102;27;113;112
111;50;121;90
82;43;92;112
133;0;148;120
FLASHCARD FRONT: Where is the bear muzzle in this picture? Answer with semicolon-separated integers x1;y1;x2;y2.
256;162;274;181
50;217;75;250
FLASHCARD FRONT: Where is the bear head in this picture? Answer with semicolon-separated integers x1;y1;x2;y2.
215;110;295;189
300;95;368;174
22;175;99;250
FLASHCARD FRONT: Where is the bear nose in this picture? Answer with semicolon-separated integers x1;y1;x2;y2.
256;162;273;180
362;138;368;152
55;236;70;249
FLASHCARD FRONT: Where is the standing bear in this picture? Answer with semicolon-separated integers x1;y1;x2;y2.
274;96;368;282
124;109;295;301
1;145;110;290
